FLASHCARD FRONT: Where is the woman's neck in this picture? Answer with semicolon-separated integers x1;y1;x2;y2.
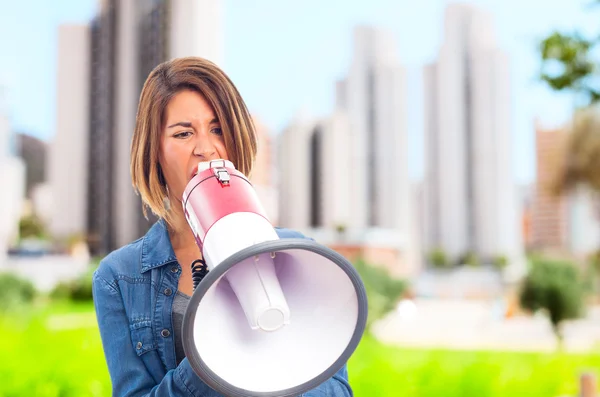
166;200;198;252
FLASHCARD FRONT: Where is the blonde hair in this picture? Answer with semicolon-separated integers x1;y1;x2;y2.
130;57;257;227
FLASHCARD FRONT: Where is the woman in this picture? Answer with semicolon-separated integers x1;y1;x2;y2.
92;57;353;396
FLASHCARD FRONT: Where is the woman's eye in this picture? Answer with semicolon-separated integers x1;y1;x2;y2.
211;128;223;136
174;131;192;138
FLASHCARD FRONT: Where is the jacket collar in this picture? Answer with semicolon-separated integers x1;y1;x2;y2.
140;219;178;273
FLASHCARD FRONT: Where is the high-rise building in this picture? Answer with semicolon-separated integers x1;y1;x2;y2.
87;1;117;255
278;111;354;231
277;113;314;229
15;133;47;198
249;117;279;224
84;0;222;255
0;89;26;263
335;26;410;233
168;0;223;65
530;122;569;251
49;24;90;241
531;121;600;256
423;4;523;266
277;26;418;276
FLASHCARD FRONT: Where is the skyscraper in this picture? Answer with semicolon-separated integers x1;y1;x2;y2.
530;122;569;251
43;0;224;255
277;113;314;229
423;4;523;266
336;26;410;233
278;111;353;231
249;117;279;225
0;88;25;263
84;0;222;255
49;24;91;241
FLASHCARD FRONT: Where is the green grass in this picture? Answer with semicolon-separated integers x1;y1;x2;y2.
0;302;110;397
348;335;600;397
1;302;599;396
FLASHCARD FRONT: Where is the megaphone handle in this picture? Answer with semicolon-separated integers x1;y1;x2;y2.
191;258;209;291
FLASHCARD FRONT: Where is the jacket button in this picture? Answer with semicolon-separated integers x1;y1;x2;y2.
164;288;172;296
161;329;171;338
136;342;142;349
171;266;179;273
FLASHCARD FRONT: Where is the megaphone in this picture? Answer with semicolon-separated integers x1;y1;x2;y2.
181;159;368;397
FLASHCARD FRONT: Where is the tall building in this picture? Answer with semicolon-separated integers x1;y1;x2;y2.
87;1;117;255
84;0;222;255
277;113;314;229
277;26;418;276
335;26;410;233
531;121;600;256
567;188;600;256
49;24;90;241
423;4;523;266
278;111;355;231
530;122;569;251
0;89;26;263
249;117;279;225
168;0;223;65
15;133;47;198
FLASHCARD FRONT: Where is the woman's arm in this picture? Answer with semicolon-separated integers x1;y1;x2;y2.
92;272;217;397
302;364;353;397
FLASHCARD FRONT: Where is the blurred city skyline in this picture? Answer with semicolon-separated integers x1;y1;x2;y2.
1;0;598;184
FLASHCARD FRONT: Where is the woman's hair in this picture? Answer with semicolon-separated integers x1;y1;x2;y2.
130;57;257;227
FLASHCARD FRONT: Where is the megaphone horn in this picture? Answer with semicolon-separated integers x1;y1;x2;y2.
181;159;368;397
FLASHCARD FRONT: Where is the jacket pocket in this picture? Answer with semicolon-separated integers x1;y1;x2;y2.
130;320;157;356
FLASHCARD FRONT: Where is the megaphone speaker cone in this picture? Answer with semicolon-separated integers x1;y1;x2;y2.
182;238;368;397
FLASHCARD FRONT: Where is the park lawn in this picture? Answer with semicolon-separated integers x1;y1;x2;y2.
1;302;599;397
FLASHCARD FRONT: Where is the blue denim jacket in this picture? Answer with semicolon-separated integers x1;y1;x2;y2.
92;219;353;396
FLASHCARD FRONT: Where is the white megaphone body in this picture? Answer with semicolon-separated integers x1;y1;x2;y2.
181;159;368;397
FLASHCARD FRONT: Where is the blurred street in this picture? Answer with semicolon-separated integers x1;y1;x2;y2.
374;298;600;353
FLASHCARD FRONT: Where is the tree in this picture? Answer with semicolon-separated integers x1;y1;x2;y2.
519;259;585;349
538;6;600;250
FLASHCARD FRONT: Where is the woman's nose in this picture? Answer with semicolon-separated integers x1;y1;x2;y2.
193;136;218;160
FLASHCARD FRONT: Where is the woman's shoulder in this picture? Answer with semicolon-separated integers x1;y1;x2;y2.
95;219;174;283
93;236;146;284
274;227;314;241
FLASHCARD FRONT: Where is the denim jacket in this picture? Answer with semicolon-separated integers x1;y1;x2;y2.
92;219;353;396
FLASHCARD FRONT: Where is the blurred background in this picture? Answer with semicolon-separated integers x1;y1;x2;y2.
1;0;600;396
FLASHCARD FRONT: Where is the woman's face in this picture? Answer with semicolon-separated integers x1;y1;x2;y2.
159;89;229;202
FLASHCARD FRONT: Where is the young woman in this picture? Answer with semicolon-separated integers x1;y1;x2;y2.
92;57;353;396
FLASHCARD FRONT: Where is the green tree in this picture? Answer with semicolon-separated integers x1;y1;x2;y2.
538;7;600;251
519;259;585;349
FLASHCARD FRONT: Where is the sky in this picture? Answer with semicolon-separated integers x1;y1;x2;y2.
0;0;598;184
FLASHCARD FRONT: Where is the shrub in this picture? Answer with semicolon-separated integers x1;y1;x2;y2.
492;255;509;270
427;248;450;269
353;259;407;330
0;272;37;312
50;265;96;302
519;258;585;348
457;251;480;267
19;214;48;240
